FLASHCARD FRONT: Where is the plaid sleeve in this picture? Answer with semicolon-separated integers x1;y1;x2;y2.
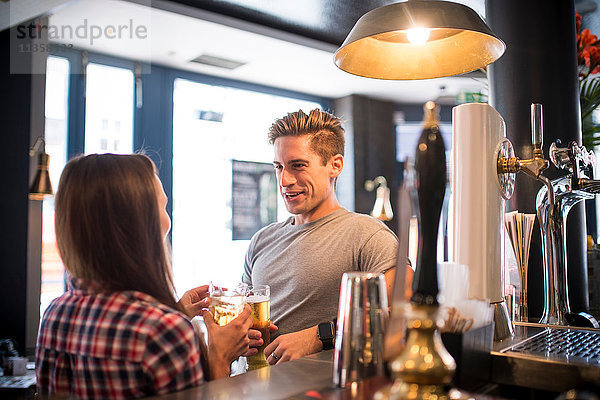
142;312;205;394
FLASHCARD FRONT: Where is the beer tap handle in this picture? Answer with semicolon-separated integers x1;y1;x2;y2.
527;103;556;205
411;102;446;306
531;103;543;153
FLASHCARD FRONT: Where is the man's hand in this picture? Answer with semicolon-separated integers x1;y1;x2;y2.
263;325;322;365
244;329;262;357
177;285;210;318
202;304;253;379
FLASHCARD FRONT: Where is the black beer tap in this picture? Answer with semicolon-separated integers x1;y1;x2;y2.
411;101;446;305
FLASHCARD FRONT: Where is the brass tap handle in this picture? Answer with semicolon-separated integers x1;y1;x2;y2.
497;153;549;179
497;155;520;174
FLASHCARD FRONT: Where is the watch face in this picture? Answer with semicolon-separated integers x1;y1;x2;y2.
318;322;334;339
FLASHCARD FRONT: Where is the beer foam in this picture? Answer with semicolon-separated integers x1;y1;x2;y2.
247;295;269;303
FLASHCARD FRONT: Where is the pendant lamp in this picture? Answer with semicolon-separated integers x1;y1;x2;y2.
334;0;505;80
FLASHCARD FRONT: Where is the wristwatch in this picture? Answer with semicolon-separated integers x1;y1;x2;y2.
317;321;335;350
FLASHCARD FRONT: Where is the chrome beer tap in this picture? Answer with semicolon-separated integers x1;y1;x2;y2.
536;140;599;327
498;104;599;327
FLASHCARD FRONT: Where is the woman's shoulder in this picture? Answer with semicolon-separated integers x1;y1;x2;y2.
120;291;192;328
97;291;197;356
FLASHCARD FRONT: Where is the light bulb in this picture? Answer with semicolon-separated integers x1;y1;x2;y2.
406;28;430;45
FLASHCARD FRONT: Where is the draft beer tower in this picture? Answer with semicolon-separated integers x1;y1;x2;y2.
452;103;514;340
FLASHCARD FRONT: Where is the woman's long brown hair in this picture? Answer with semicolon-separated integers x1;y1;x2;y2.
55;153;179;310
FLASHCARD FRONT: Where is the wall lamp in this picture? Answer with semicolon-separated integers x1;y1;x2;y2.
365;176;393;221
29;136;53;201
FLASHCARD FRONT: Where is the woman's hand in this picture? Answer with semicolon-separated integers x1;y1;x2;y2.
178;285;210;318
202;304;253;379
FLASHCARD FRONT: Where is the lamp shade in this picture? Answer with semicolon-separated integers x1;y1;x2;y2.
29;153;53;200
334;0;505;80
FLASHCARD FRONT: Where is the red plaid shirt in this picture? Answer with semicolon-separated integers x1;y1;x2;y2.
36;286;204;399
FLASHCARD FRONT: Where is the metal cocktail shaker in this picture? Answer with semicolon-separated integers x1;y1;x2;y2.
333;272;389;387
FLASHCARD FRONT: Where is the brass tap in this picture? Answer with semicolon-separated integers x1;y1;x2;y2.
497;151;549;179
497;104;549;179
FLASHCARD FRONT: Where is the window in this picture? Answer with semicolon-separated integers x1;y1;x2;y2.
84;63;134;154
172;78;321;293
40;58;136;317
40;56;70;316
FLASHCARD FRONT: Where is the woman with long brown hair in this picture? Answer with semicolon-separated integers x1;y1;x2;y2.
36;153;254;399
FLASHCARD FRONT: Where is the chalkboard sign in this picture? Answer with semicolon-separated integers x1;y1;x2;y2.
232;160;278;240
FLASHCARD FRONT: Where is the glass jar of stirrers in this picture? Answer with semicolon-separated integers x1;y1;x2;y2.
505;211;536;322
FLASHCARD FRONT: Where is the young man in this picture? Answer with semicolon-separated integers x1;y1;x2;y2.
243;109;399;365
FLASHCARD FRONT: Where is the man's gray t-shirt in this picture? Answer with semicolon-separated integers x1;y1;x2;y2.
243;208;398;336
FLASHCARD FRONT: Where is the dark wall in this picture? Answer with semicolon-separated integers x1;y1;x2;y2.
0;20;47;356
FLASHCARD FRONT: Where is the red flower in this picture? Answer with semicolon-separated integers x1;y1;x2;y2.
576;10;600;78
589;46;600;74
580;29;598;47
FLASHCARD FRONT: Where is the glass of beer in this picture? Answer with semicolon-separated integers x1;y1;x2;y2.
208;281;248;326
246;285;270;370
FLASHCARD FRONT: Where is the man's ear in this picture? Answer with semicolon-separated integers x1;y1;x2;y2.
330;154;344;178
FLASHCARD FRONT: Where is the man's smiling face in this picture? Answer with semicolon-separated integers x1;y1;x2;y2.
273;135;342;224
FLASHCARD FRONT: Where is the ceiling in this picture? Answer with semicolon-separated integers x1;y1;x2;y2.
163;0;485;47
19;0;490;104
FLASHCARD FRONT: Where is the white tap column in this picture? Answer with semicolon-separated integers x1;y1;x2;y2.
452;103;506;303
